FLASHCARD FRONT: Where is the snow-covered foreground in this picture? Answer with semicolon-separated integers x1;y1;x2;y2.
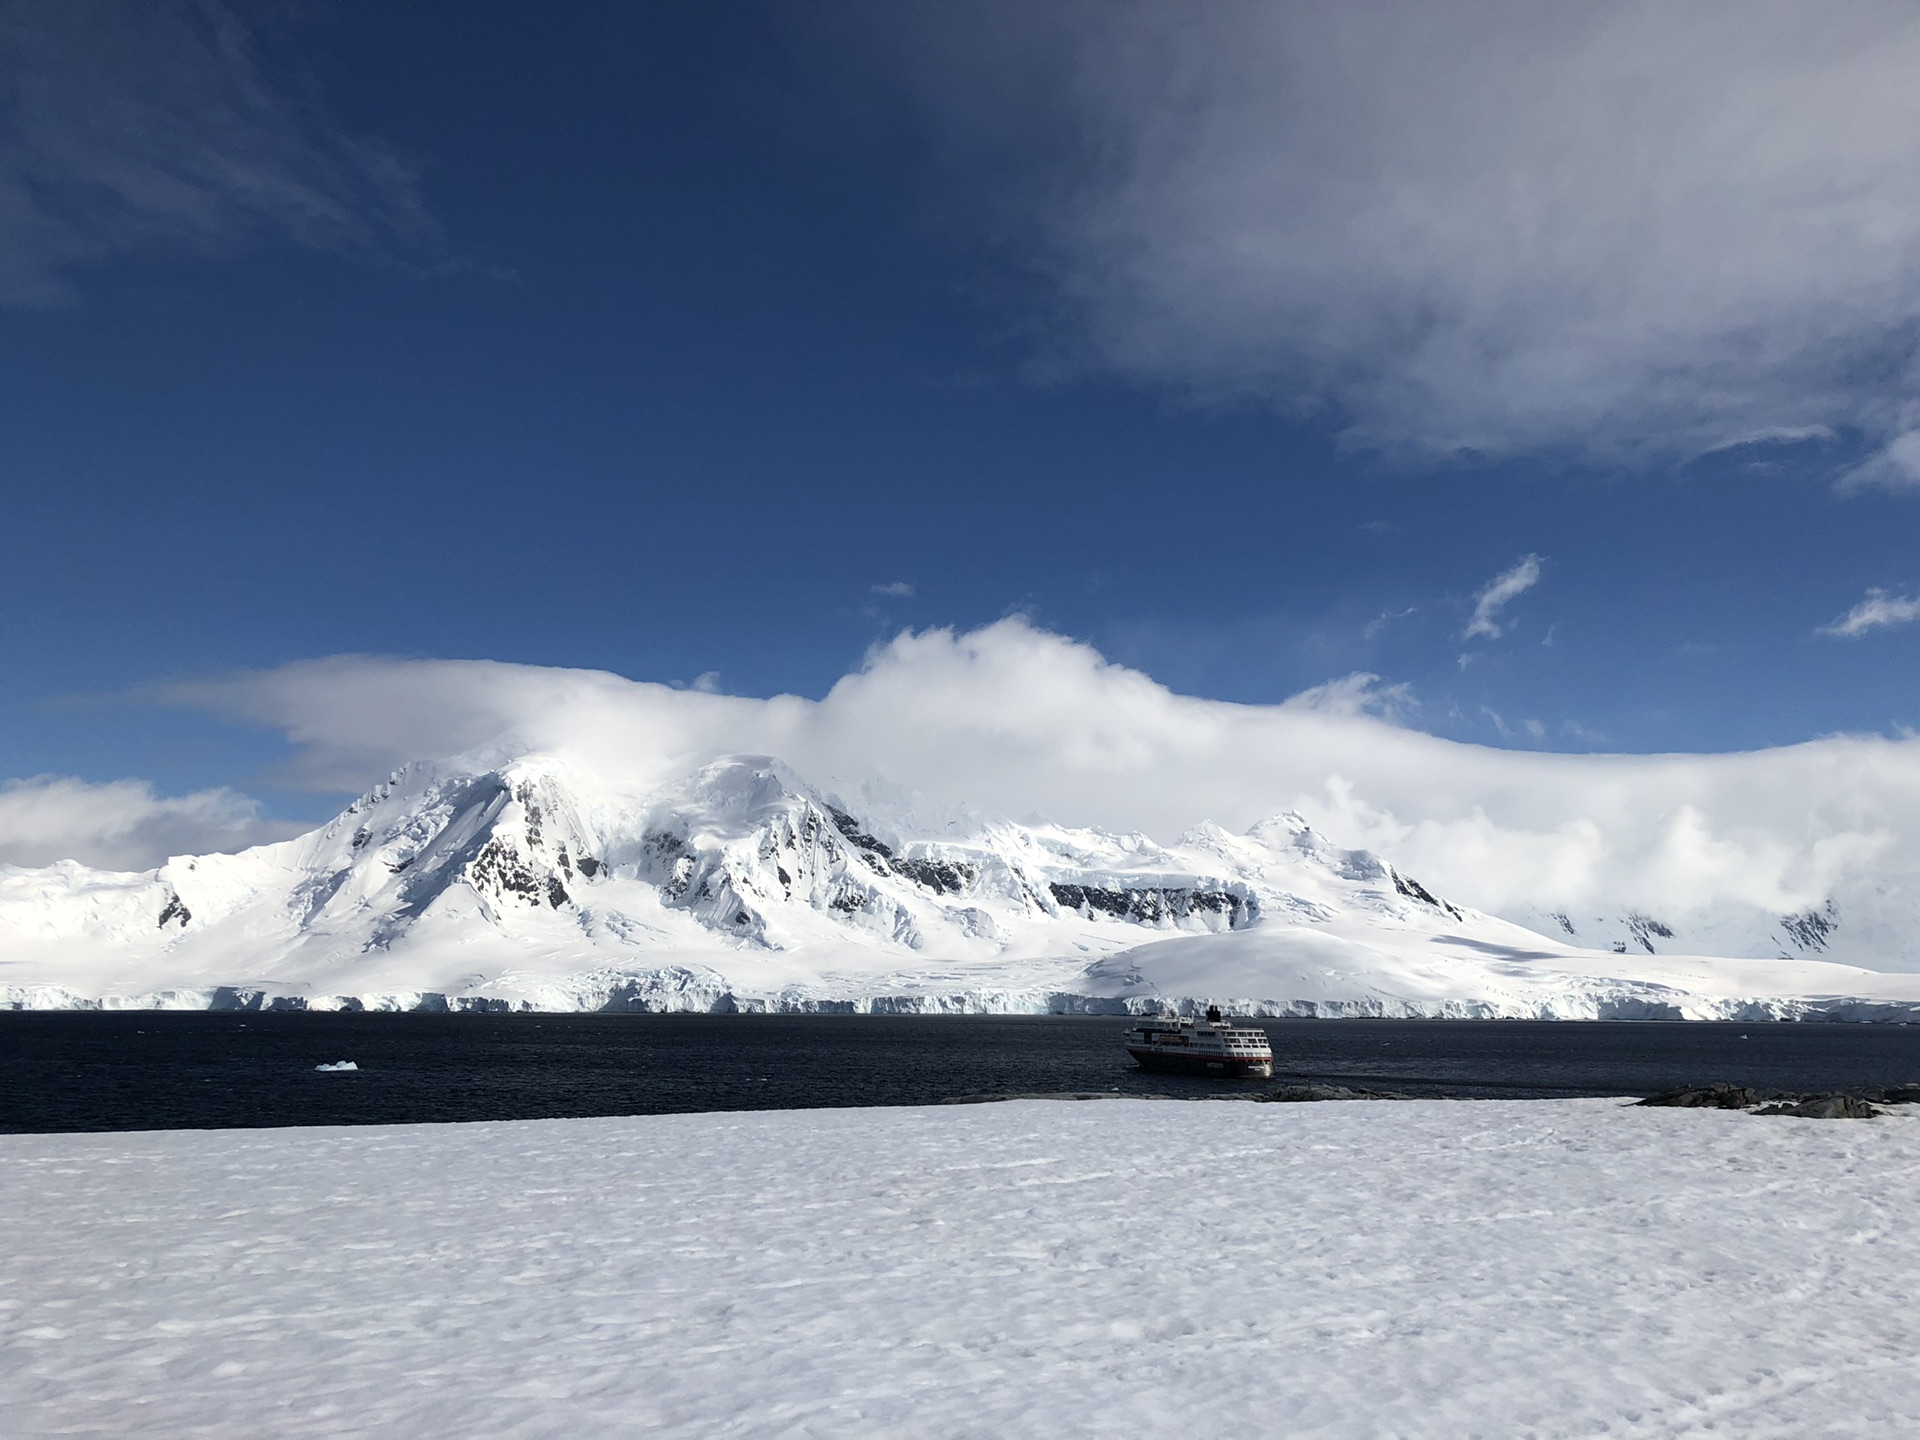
8;1101;1920;1438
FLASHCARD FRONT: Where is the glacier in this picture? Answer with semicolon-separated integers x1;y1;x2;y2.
5;750;1920;1019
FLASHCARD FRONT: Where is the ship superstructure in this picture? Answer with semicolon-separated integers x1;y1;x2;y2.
1123;1006;1273;1078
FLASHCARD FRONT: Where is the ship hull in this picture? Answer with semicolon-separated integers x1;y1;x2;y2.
1127;1048;1274;1079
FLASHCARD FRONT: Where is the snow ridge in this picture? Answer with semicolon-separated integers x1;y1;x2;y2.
5;751;1919;1018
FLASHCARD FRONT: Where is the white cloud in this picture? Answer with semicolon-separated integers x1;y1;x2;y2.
1465;555;1543;640
1279;672;1415;723
0;0;439;305
871;581;916;598
1821;588;1920;638
1362;606;1415;640
0;775;295;870
156;619;1920;937
1839;430;1920;493
867;0;1920;465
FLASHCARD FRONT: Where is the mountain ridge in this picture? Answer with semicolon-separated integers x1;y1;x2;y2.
5;751;1918;1019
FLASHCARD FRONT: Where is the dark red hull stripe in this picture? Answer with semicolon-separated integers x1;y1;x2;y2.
1127;1049;1273;1075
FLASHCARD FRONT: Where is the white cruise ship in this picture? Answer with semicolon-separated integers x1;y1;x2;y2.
1122;1007;1274;1078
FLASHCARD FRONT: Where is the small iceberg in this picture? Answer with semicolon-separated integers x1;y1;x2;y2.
314;1060;359;1072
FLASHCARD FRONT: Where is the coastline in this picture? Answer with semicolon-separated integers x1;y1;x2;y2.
12;979;1920;1022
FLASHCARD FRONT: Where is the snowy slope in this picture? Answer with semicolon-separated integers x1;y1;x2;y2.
1085;921;1920;1020
11;1101;1920;1438
1501;896;1866;966
4;750;1919;1017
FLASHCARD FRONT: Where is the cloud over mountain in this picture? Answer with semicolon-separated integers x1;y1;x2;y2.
150;620;1920;937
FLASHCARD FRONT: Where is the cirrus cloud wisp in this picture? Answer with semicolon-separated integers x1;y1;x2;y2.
866;0;1920;478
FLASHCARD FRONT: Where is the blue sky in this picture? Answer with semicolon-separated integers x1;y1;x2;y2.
7;0;1920;831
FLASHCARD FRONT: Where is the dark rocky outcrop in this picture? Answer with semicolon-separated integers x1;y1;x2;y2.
1388;868;1464;919
1049;882;1258;929
1636;1080;1920;1117
1626;911;1676;954
1779;900;1838;953
1756;1094;1884;1119
468;837;555;908
827;806;893;857
888;856;977;896
940;1092;1165;1105
1251;1083;1411;1102
1637;1083;1763;1109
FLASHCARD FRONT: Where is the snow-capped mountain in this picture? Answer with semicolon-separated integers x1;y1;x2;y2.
5;752;1919;1018
1499;899;1857;965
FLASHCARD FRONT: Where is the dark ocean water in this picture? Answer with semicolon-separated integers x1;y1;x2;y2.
6;1013;1920;1134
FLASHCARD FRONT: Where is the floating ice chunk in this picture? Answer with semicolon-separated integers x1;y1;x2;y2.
313;1060;358;1072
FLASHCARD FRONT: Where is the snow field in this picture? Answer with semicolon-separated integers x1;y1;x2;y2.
6;1099;1920;1437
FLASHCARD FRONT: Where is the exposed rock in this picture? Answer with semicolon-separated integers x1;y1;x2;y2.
1049;882;1258;929
1780;900;1838;954
468;837;548;907
1638;1082;1911;1117
940;1092;1163;1105
827;806;893;857
1252;1083;1411;1102
1388;868;1464;920
889;856;977;896
1626;911;1676;955
1636;1083;1763;1109
1755;1094;1884;1119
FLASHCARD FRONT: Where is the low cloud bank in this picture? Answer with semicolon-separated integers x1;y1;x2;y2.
0;775;295;871
148;621;1920;948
